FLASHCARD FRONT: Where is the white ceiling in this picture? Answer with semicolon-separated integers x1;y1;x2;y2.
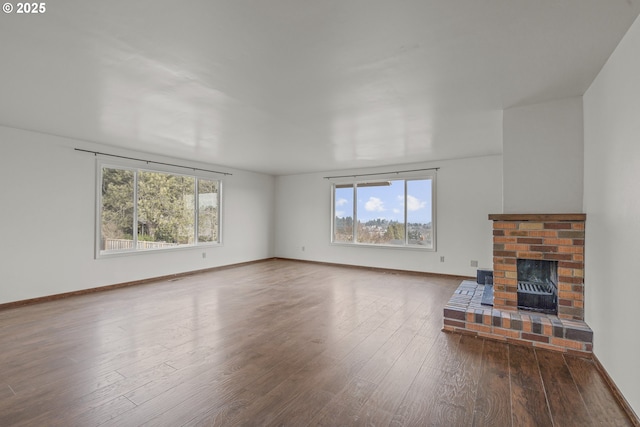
1;1;639;175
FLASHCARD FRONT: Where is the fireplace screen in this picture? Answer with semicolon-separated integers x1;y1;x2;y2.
517;259;558;314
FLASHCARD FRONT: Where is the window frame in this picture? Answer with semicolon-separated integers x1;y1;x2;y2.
330;172;436;251
95;158;223;258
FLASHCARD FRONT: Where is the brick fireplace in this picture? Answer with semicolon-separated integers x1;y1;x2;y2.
443;214;593;354
491;214;585;320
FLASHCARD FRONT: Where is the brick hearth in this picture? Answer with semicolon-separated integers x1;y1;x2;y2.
443;281;592;354
443;214;593;354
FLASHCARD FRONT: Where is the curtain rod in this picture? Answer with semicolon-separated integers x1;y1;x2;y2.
323;167;439;180
74;148;233;176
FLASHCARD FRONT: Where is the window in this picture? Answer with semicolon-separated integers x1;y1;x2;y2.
98;162;220;256
332;174;435;250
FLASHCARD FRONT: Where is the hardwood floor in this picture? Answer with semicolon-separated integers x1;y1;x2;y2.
0;259;632;426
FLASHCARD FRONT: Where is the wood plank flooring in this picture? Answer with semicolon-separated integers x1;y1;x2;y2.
0;259;632;426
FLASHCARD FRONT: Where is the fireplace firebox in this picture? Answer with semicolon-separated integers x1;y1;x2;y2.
517;259;557;314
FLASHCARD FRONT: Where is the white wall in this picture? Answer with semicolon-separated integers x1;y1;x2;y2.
0;125;275;305
274;155;502;277
503;97;584;213
584;15;640;416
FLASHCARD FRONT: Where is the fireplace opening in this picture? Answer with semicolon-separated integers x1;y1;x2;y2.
517;259;558;315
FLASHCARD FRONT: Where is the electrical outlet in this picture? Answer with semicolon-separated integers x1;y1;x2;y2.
470;260;478;267
301;246;305;252
202;252;206;259
440;256;445;262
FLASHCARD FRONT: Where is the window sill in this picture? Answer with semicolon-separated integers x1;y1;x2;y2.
329;242;436;252
97;242;223;259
